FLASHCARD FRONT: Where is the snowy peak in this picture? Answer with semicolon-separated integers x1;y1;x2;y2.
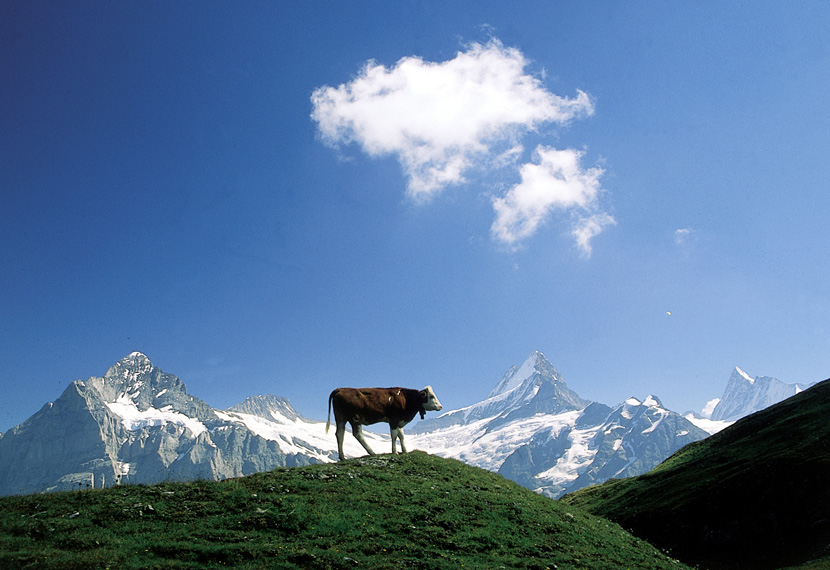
227;395;304;423
412;351;587;433
612;394;668;426
487;351;561;399
643;395;663;407
734;366;754;384
73;353;217;441
95;352;189;406
105;351;154;383
710;367;814;421
481;351;580;417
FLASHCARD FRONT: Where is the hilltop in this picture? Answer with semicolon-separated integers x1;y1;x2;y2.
562;378;830;570
0;451;690;570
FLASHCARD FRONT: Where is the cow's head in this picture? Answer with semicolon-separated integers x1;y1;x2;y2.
420;385;443;413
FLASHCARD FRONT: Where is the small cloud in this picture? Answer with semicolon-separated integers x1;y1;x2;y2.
702;397;720;418
674;227;695;246
493;144;525;169
571;213;617;257
491;146;614;254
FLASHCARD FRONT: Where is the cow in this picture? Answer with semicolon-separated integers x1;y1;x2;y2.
326;386;442;461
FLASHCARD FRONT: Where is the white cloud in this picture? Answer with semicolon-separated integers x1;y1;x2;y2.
702;398;720;418
572;213;617;257
674;227;695;246
491;146;614;255
311;40;593;201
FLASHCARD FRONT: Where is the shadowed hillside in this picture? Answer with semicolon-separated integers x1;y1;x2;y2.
562;378;830;570
0;451;690;570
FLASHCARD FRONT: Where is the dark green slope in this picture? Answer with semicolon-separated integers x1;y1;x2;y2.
562;378;830;570
0;451;689;570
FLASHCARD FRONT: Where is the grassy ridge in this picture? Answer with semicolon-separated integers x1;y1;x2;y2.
562;379;830;570
0;451;690;570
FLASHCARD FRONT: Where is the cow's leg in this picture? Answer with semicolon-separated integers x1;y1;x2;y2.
399;428;407;453
351;422;375;456
390;427;399;454
390;427;407;454
335;420;347;461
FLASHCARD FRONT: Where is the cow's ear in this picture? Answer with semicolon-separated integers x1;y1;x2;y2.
419;390;427;402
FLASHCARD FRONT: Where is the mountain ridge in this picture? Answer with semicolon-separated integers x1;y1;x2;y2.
0;353;366;495
0;351;808;500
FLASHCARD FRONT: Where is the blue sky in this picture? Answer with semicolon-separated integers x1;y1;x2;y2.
2;2;829;433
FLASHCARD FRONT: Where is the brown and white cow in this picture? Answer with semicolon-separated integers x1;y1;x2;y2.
326;386;442;461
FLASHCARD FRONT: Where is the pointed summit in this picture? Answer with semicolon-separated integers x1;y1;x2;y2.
105;351;154;382
488;351;561;399
227;395;304;423
94;352;181;408
733;366;755;384
80;353;214;422
412;351;588;433
710;367;814;421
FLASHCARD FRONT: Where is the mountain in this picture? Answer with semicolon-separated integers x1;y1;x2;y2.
561;378;830;570
413;351;588;434
226;394;306;422
707;366;814;421
409;352;709;498
0;353;384;496
0;351;711;499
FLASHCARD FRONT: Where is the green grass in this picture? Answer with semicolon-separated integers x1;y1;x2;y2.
0;451;690;570
562;379;830;570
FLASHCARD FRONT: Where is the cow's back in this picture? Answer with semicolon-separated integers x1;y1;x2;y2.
330;387;410;425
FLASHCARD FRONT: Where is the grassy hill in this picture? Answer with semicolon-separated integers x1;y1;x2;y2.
0;451;690;570
562;378;830;570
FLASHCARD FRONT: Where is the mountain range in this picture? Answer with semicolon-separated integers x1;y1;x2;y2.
408;351;710;497
0;352;382;495
0;351;808;497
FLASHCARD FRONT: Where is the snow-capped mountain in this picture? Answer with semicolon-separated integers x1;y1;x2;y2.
412;351;588;433
0;353;383;496
409;352;709;498
707;366;814;422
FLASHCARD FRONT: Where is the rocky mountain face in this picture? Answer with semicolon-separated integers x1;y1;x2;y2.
708;366;814;421
0;353;376;496
409;352;709;498
498;395;710;497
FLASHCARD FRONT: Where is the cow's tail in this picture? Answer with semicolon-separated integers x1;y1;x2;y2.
326;391;333;433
